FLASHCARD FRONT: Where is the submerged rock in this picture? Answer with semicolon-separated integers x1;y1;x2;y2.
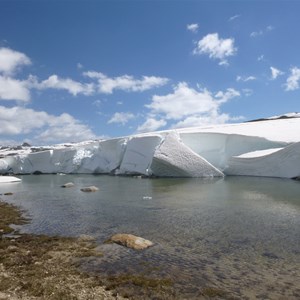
109;233;153;250
61;182;75;188
80;186;99;192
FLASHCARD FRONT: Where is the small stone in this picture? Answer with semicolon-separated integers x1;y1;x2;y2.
61;182;75;188
109;233;153;250
80;186;99;192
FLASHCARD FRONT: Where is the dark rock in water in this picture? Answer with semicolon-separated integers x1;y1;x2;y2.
4;192;13;196
108;233;153;250
61;182;75;188
293;176;300;181
80;186;99;192
12;146;22;150
32;171;43;175
22;142;31;147
262;252;280;259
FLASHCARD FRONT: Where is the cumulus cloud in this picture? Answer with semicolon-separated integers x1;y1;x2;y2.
147;82;239;120
193;33;237;65
270;66;284;80
187;23;199;33
236;75;256;82
171;113;231;129
37;75;94;96
137;118;167;133
84;71;169;94
215;88;240;103
108;112;135;125
0;106;96;143
0;76;30;101
37;113;96;143
0;47;31;75
285;67;300;91
138;82;240;132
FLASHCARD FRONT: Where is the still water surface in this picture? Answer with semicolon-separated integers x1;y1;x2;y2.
2;175;300;299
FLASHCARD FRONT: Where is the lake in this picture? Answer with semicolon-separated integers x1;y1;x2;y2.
1;174;300;299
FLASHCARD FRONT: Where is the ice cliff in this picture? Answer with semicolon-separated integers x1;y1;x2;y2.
0;114;300;179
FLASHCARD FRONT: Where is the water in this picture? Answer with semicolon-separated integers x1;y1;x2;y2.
1;175;300;299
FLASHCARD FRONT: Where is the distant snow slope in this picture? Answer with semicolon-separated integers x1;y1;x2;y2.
0;115;299;179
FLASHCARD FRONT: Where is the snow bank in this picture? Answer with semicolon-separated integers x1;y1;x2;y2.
0;116;299;178
0;176;21;183
225;142;300;178
179;133;286;171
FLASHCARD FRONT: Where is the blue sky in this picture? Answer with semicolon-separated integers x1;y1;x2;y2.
0;0;300;145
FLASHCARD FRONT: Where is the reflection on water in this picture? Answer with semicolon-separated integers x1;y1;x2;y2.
2;175;300;299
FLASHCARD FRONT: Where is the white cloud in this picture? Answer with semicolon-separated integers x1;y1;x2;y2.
250;25;274;38
270;66;284;80
257;55;265;61
242;88;253;97
172;113;231;129
77;63;83;69
187;23;199;33
37;113;96;143
147;82;217;120
215;88;240;103
137;118;167;133
139;82;240;132
285;67;300;91
236;75;256;82
0;106;96;143
229;15;241;22
0;47;31;75
0;75;30;101
193;33;237;65
147;82;239;120
84;71;169;94
108;112;135;125
37;75;94;96
250;30;263;38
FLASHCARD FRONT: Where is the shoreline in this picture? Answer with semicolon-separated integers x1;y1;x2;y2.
0;200;123;300
0;200;179;300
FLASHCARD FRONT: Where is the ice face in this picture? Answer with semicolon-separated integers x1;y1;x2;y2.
179;132;287;171
150;132;224;177
118;135;162;176
0;117;299;179
225;142;300;178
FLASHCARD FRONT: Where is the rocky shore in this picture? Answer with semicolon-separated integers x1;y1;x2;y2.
0;200;123;300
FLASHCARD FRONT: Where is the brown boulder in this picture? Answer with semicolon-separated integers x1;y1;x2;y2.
61;182;75;188
109;233;153;250
80;186;99;192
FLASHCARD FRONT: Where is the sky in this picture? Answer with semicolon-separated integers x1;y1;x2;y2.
0;0;300;145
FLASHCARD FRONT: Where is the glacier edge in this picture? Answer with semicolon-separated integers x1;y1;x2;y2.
0;117;300;179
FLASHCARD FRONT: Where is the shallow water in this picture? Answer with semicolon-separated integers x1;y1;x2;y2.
1;175;300;299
